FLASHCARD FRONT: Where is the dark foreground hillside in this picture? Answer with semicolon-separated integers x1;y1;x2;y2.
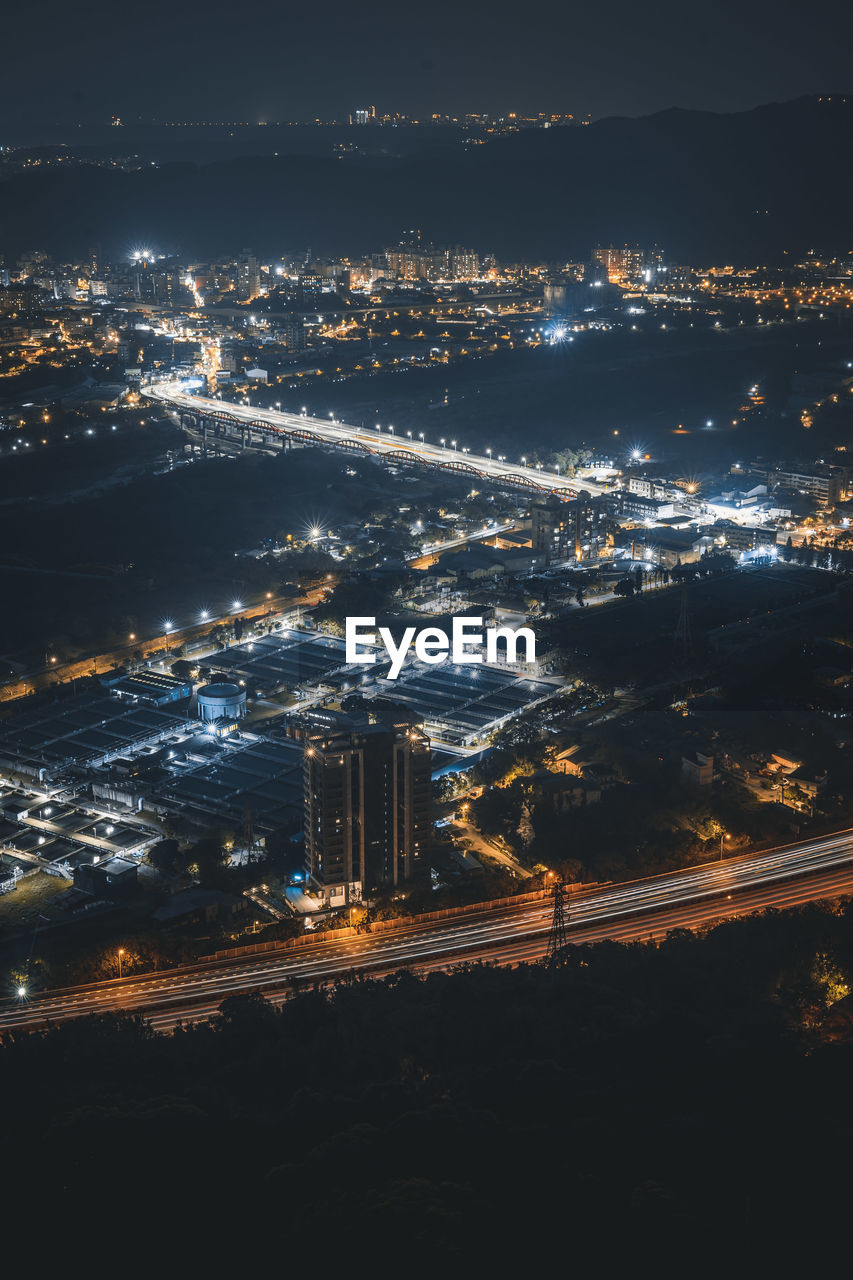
3;902;853;1268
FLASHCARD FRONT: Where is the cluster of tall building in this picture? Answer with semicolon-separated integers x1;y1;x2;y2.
384;230;485;283
346;108;579;131
300;709;432;906
532;496;611;563
4;237;665;313
593;242;667;286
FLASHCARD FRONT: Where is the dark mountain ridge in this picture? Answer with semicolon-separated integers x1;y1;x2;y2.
1;94;850;262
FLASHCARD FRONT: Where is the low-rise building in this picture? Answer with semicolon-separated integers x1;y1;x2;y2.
682;751;714;786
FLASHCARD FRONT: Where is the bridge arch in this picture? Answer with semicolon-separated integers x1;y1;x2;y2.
500;472;544;491
383;448;435;468
437;460;485;479
338;438;374;455
289;428;324;446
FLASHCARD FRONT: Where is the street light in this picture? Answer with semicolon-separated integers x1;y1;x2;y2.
720;831;731;860
117;948;125;979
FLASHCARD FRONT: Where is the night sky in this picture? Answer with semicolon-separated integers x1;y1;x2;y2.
3;0;851;135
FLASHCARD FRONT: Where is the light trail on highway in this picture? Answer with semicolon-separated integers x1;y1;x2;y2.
3;828;853;1034
148;380;602;499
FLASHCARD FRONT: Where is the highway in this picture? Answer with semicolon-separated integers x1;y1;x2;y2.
148;380;603;499
4;828;853;1034
0;586;327;706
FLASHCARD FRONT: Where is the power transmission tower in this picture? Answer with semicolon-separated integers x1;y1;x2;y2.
546;879;569;967
674;585;692;665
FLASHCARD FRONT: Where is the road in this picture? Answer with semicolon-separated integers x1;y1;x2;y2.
0;588;327;706
449;814;534;878
4;828;853;1034
408;521;518;569
148;380;604;499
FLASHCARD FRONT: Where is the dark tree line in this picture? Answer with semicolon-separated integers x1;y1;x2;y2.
783;534;853;572
4;901;853;1269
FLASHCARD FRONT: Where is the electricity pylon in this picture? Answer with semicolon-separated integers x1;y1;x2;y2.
546;879;569;967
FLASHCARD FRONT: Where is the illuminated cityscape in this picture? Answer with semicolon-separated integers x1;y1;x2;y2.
1;0;853;1264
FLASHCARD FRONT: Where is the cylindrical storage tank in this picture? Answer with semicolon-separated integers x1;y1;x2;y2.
197;682;247;723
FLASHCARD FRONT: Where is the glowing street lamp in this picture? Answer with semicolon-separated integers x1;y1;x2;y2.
117;948;125;979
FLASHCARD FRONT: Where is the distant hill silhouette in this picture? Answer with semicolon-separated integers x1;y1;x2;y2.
1;94;850;262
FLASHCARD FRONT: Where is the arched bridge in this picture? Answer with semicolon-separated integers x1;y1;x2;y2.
146;380;604;501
